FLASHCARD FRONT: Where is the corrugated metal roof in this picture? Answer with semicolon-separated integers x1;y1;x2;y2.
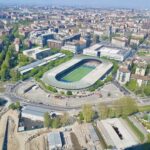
22;105;51;117
48;132;62;148
87;124;99;142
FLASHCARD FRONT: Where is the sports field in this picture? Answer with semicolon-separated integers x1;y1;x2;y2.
61;65;95;82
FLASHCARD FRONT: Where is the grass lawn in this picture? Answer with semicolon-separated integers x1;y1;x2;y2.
62;65;95;82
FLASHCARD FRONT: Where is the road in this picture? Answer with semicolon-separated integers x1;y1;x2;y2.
1;79;150;112
1;82;81;112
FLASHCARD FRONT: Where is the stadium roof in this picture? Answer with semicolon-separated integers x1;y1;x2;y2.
42;56;113;90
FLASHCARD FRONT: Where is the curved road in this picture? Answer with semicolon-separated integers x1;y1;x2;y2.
1;82;81;112
1;80;150;112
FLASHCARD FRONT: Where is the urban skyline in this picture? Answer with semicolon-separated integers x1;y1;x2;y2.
1;0;150;9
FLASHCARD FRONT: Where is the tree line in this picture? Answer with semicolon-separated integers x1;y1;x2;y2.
78;97;138;123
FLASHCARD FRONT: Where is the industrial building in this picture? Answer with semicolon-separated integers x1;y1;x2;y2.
48;132;62;150
83;44;132;61
97;118;138;149
18;53;65;75
21;105;62;121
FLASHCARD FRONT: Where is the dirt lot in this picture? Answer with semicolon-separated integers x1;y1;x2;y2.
26;134;48;150
0;110;49;150
0;110;20;150
7;116;20;150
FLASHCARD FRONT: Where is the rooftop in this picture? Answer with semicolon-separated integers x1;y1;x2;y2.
48;132;62;148
97;118;138;149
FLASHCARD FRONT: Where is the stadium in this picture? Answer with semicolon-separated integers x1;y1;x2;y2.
42;56;113;90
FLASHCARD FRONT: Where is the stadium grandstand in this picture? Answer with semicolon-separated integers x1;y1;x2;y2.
42;56;113;90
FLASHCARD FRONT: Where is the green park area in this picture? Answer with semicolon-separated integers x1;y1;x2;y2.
62;65;95;82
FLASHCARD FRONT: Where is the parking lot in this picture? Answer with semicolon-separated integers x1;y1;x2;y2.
15;80;125;107
100;83;124;100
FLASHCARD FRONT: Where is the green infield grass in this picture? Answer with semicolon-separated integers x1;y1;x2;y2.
62;65;95;82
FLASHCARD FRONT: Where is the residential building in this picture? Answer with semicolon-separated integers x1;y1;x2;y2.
116;66;131;84
23;47;51;60
37;33;54;47
111;37;128;48
62;39;86;54
48;39;63;49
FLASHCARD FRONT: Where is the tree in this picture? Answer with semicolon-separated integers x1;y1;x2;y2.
0;53;4;66
79;112;84;122
105;75;113;83
8;102;21;110
15;101;20;109
60;112;69;126
131;63;137;74
144;85;150;96
145;64;150;76
60;91;65;95
114;97;138;117
111;61;119;75
82;104;94;123
114;105;123;118
98;103;109;119
147;134;150;143
126;79;138;92
44;112;51;128
52;117;61;128
9;103;17;110
0;66;7;81
10;69;20;81
67;91;72;96
89;80;104;91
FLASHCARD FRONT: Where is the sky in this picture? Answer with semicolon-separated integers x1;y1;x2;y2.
0;0;150;9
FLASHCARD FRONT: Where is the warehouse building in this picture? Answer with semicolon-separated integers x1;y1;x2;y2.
48;132;62;150
97;118;138;149
22;105;62;121
18;53;65;75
